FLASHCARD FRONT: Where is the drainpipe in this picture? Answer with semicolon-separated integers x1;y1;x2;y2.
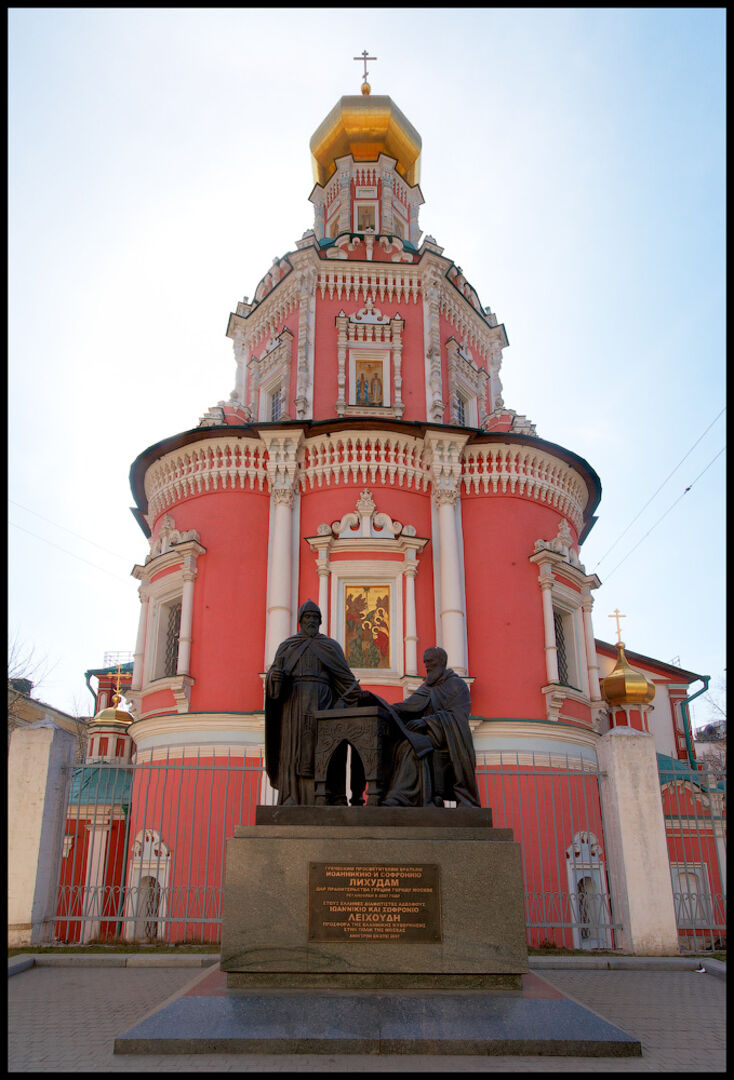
679;675;711;769
85;672;97;706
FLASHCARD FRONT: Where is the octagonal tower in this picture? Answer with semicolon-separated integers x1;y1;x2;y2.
127;82;603;771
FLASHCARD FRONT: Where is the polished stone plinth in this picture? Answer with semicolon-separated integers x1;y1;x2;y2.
113;966;642;1056
220;807;527;990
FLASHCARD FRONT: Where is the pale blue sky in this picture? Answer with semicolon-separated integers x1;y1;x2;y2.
9;8;725;723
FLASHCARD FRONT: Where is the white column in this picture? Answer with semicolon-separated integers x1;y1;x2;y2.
8;723;77;946
434;491;467;675
426;430;470;675
540;575;560;684
573;606;590;697
131;586;149;692
317;563;330;632
598;728;680;955
82;821;111;942
404;561;418;675
583;597;602;699
176;556;197;675
266;488;296;665
260;428;304;667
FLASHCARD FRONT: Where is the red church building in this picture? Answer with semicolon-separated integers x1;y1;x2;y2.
50;75;723;952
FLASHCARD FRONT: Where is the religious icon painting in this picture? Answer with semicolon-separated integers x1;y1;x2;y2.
354;358;384;405
344;585;390;669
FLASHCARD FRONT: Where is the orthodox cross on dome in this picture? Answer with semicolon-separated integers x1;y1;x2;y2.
353;49;377;92
110;662;124;707
609;609;627;644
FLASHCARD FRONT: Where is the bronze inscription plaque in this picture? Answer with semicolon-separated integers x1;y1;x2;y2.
308;862;441;943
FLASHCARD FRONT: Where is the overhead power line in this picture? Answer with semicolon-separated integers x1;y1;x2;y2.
593;406;726;570
9;522;132;583
602;446;725;582
9;499;131;561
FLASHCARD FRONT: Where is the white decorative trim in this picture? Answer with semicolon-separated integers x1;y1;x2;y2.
533;517;584;570
145;513;201;563
307;489;428;678
462;444;589;534
140;674;194;714
472;722;600;758
334;300;405;418
251;328;294;422
300;430;429;492
331;488;413;539
144;437;267;520
446;337;489;427
127;712;266;754
542;684;577;723
132;530;206;704
318;268;421;304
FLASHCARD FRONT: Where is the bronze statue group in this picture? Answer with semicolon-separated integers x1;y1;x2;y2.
265;600;480;808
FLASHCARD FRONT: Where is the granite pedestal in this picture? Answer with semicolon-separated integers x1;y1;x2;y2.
221;806;526;990
114;807;641;1056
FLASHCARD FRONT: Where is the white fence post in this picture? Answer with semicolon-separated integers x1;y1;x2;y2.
8;722;76;946
598;728;680;955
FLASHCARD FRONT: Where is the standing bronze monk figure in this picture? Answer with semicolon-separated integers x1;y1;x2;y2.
381;646;480;807
265;600;362;805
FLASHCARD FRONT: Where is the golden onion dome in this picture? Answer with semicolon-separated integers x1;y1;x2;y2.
601;643;656;707
309;93;422;187
89;693;132;728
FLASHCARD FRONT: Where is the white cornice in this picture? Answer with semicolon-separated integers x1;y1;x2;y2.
472;719;599;754
128;711;265;748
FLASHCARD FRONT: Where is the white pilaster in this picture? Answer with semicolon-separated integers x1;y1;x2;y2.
582;598;602;700
267;489;296;666
176;555;197;676
404;561;418;675
539;570;560;684
8;723;77;946
598;728;680;955
131;586;149;692
426;431;470;675
260;428;305;667
81;820;111;942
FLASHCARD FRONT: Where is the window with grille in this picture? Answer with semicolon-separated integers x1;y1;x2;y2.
455;393;466;426
554;609;570;684
163;601;182;677
357;205;376;231
270;386;283;422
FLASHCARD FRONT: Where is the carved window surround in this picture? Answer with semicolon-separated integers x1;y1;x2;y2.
335;300;405;419
131;520;206;716
446;336;490;427
248;328;294;422
530;520;602;722
306;489;428;679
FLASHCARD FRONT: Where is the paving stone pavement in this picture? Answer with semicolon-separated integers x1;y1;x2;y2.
8;965;726;1072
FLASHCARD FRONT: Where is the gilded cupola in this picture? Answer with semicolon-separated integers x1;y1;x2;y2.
601;642;656;707
309;92;422;187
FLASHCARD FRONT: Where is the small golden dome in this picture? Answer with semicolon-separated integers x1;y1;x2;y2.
90;693;132;728
601;643;656;707
309;94;422;187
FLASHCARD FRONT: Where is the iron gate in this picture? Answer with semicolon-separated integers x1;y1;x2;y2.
49;744;626;948
659;756;726;953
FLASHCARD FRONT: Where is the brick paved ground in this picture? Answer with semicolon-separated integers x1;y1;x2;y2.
8;966;726;1072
